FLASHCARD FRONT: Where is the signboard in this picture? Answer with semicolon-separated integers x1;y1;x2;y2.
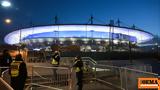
138;78;160;90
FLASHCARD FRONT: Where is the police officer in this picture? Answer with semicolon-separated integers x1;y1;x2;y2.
73;55;83;90
51;51;60;80
10;54;27;90
51;51;60;66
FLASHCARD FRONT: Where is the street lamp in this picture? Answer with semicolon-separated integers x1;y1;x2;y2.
1;0;11;8
4;18;12;24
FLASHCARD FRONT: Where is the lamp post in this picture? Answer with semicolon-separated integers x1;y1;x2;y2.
109;20;114;52
155;35;159;58
128;41;132;64
4;18;12;24
17;24;22;54
129;24;136;64
1;0;12;8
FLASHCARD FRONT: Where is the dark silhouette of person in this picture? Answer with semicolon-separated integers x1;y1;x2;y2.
0;49;12;74
51;51;60;80
10;54;27;90
51;51;60;66
73;55;83;90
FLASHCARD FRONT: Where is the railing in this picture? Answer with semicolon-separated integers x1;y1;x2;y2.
120;67;158;90
82;57;97;65
80;58;159;90
60;57;75;67
26;83;63;90
0;67;10;84
28;56;74;64
95;64;124;90
124;64;152;72
28;57;49;63
26;57;159;90
30;66;73;90
0;67;13;90
94;64;159;90
0;67;9;75
0;78;13;90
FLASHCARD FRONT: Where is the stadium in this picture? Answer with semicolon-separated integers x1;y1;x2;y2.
4;24;154;52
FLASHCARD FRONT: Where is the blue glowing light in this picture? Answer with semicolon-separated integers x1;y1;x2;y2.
4;25;153;44
23;31;137;42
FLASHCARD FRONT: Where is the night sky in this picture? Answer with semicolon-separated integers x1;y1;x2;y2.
0;0;160;44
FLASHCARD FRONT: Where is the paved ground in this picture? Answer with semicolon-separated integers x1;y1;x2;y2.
26;81;116;90
25;59;160;90
83;81;115;90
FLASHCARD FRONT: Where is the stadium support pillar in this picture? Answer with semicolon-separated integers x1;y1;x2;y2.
109;20;114;52
129;41;132;64
108;25;111;60
90;15;93;24
55;16;58;24
108;20;114;60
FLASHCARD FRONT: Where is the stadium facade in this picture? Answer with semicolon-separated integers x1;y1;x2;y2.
4;24;154;52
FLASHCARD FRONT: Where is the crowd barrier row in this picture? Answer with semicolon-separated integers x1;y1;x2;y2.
0;57;159;90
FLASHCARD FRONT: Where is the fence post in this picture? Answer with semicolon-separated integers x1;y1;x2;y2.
119;67;123;89
124;68;128;90
144;65;146;71
71;68;76;90
150;66;152;72
94;64;97;82
69;68;72;90
31;66;33;90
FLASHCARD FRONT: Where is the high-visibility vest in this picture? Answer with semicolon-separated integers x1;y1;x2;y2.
10;61;22;77
75;67;80;72
51;58;58;65
74;60;81;72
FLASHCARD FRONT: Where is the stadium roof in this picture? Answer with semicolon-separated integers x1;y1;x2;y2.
4;24;154;44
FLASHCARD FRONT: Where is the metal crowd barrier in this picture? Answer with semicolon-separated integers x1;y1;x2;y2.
30;66;73;90
28;57;49;63
26;57;159;90
0;78;13;90
95;64;124;89
120;67;158;90
124;64;152;72
81;58;158;90
0;67;10;85
0;67;13;90
26;83;63;90
93;64;159;90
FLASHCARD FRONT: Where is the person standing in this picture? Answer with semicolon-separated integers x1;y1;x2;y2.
51;51;60;66
51;51;60;80
10;54;27;90
0;49;12;74
73;55;83;90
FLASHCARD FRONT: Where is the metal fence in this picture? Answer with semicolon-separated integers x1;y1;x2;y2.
30;66;73;90
80;58;159;90
124;64;152;72
95;64;123;89
92;64;159;90
120;67;158;90
0;67;13;90
26;83;63;90
0;67;10;85
26;57;159;90
0;78;13;90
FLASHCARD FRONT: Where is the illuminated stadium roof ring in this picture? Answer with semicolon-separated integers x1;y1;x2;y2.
4;24;154;45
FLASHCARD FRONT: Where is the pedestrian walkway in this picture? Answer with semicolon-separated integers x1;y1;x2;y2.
83;80;118;90
1;57;159;90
